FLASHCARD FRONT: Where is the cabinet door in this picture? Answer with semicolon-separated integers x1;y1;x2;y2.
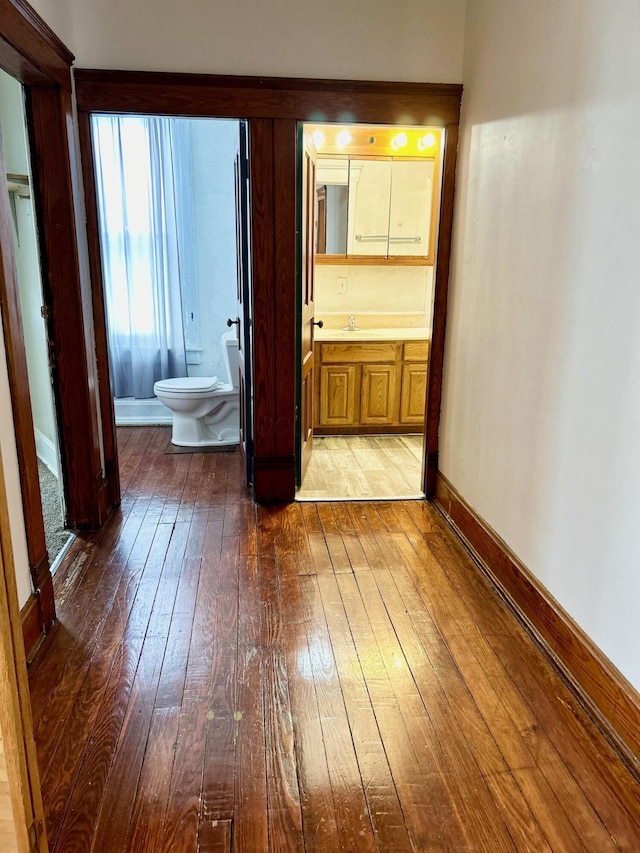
319;364;358;426
400;362;427;424
389;160;434;257
347;159;392;256
361;364;398;424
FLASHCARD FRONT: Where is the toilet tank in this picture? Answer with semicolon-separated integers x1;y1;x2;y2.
222;329;240;389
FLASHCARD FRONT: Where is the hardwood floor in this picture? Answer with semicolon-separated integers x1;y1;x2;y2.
27;426;640;851
298;434;424;499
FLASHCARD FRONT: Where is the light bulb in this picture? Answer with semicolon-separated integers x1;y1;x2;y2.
312;130;325;148
391;132;408;150
417;132;436;151
336;129;352;147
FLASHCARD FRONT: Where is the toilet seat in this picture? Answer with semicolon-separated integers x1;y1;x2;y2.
154;376;222;395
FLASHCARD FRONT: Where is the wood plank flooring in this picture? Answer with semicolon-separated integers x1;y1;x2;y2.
297;435;424;499
27;426;640;851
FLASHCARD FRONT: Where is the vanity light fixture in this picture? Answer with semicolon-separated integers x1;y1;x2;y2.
312;129;325;148
336;129;352;147
417;132;436;151
391;132;408;150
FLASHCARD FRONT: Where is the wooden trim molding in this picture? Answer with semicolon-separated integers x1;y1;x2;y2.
0;0;73;89
424;122;459;498
20;593;42;661
74;69;462;127
0;446;48;853
433;470;640;772
75;70;462;503
253;456;296;503
77;111;121;516
27;85;106;529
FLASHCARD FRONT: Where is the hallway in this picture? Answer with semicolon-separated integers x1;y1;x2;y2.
27;427;640;851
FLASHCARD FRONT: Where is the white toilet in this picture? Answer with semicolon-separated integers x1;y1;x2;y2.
154;330;240;447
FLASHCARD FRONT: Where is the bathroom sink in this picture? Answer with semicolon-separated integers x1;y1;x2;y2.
315;326;430;342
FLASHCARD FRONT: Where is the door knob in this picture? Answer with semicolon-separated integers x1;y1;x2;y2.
313;320;324;328
227;317;240;327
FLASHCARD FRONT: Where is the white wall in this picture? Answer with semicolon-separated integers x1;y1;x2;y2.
187;119;238;381
66;0;465;82
441;0;640;689
316;264;432;329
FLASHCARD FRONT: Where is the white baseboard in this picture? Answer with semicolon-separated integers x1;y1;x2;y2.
114;397;172;426
35;428;59;477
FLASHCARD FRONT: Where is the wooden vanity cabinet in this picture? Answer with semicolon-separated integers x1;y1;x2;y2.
399;342;429;425
314;339;429;434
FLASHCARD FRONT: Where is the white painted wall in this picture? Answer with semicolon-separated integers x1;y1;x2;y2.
0;72;60;476
441;0;640;689
316;264;432;329
66;0;465;82
187;119;239;381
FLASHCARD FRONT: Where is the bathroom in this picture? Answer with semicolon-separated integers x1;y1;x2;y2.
297;122;442;500
93;114;242;443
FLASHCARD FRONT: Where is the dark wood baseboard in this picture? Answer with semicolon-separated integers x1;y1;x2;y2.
21;593;44;662
253;455;296;503
433;470;640;772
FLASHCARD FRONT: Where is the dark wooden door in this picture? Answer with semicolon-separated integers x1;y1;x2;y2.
234;121;253;486
300;132;317;483
0;126;55;646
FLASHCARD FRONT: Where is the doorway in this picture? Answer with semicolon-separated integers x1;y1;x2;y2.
88;114;253;484
0;71;73;570
296;122;444;500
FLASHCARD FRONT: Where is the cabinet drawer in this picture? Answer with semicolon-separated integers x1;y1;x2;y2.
403;341;429;362
320;342;398;363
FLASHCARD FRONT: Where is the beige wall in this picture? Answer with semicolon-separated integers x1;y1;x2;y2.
65;0;465;81
316;264;432;328
441;0;640;689
28;0;73;49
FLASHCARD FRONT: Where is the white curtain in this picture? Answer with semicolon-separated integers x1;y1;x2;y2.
92;115;189;399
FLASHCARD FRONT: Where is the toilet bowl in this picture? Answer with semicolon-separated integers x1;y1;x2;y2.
154;330;240;447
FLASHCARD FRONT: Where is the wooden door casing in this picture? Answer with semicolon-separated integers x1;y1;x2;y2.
234;121;253;485
300;133;317;481
75;71;462;502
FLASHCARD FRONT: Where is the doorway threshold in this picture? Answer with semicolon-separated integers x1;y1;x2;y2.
296;492;425;502
49;532;77;576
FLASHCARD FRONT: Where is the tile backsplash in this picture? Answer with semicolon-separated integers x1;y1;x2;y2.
315;264;433;328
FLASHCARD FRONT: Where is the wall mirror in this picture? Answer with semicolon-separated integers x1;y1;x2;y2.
310;124;442;266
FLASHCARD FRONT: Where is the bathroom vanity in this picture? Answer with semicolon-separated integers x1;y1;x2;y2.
313;328;429;435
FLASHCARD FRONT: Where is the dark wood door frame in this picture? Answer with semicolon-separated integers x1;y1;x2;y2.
75;69;462;502
0;0;111;654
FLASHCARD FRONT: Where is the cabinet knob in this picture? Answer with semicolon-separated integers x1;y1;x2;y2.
313;320;324;328
227;317;240;327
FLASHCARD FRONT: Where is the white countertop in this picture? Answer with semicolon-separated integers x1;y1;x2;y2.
315;326;430;342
